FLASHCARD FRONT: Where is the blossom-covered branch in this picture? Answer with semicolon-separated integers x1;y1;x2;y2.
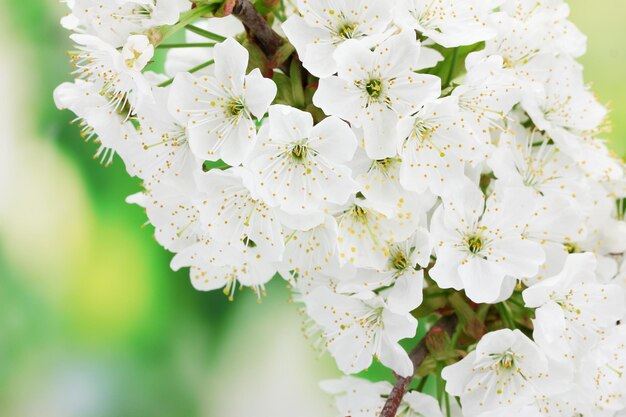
54;0;626;416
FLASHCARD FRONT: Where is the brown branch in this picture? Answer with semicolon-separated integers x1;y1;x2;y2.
231;0;283;58
379;314;459;417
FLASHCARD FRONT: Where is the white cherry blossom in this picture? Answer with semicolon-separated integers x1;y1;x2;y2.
393;0;497;48
578;325;626;415
314;31;441;159
195;167;285;262
521;55;606;141
131;87;201;184
351;148;437;217
430;185;545;303
523;253;625;359
443;329;549;416
70;34;154;116
279;215;339;277
336;196;424;270
454;55;522;133
305;287;417;377
490;124;587;206
338;231;431;314
128;179;201;253
54;79;140;166
172;237;278;299
67;0;184;47
398;96;485;196
282;0;392;78
168;38;276;166
246;105;358;216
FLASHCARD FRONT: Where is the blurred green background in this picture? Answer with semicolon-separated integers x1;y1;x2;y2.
0;1;624;416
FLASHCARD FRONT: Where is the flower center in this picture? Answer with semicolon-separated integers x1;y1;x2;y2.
412;120;430;139
124;49;144;69
291;144;308;160
499;351;515;369
391;250;409;271
365;79;383;99
564;242;579;254
338;22;357;39
374;158;395;171
227;99;246;117
467;235;484;254
351;205;368;221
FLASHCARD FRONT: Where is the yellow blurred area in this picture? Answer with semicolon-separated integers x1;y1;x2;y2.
0;1;624;416
65;223;155;343
570;0;626;155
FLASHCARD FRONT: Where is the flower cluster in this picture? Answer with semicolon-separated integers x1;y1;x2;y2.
55;0;626;416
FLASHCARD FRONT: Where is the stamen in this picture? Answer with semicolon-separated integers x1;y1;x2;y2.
338;22;357;39
366;79;383;99
467;235;484;254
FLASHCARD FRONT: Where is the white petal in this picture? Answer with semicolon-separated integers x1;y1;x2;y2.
308;116;357;164
244;69;277;118
458;256;506;304
386;270;424;314
213;37;248;87
442;351;477;396
313;76;362;121
360;106;400;159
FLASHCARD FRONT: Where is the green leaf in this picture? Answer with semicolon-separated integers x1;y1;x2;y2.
242;39;271;76
272;72;294;105
203;160;230;171
411;292;448;318
290;58;305;108
422;41;485;90
305;104;326;124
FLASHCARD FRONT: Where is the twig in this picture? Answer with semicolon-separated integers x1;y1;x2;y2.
231;0;283;58
379;315;458;417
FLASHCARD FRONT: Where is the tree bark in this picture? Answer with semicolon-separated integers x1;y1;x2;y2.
232;0;283;58
379;315;459;417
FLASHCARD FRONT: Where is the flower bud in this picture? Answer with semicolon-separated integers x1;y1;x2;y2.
425;326;451;356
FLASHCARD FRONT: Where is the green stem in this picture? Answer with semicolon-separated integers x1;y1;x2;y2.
158;59;215;87
451;322;462;347
424;291;449;299
274;0;287;21
445;393;451;417
444;48;459;89
436;363;444;405
159;4;213;44
157;42;217;49
497;302;516;330
416;376;429;392
186;24;227;42
507;297;526;309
